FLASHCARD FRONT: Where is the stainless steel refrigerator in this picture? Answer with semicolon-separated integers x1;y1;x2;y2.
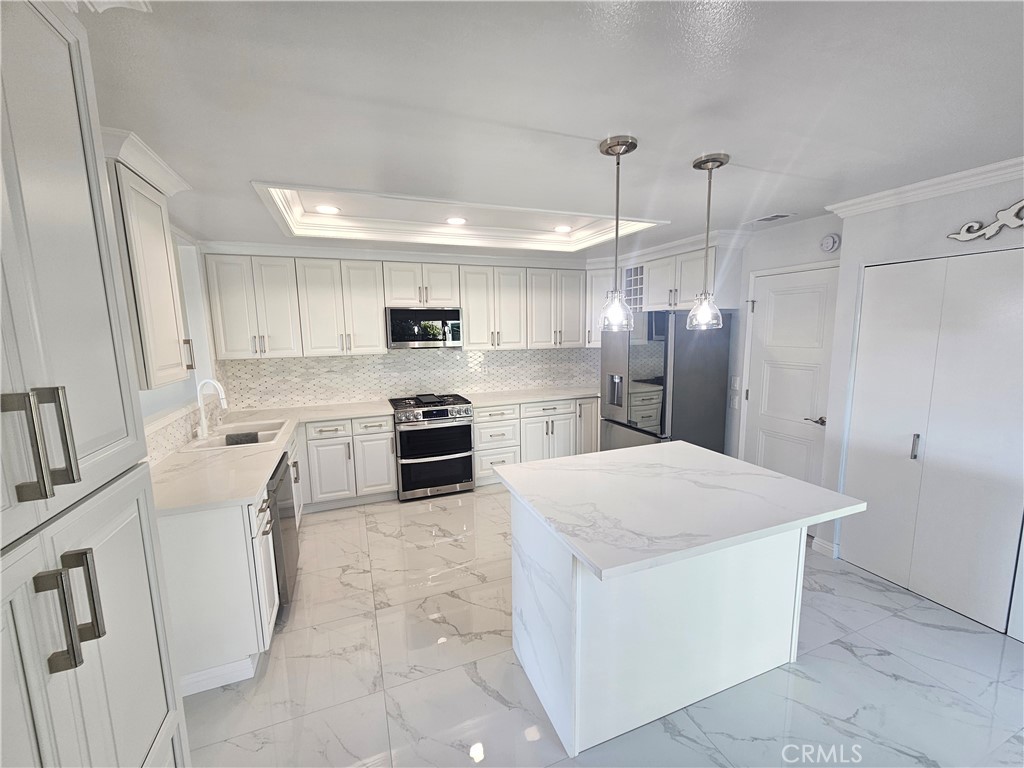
600;311;732;452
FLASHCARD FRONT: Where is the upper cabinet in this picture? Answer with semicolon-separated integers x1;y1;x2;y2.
585;268;614;348
296;258;387;357
642;250;716;311
384;262;460;307
526;268;585;349
460;266;527;350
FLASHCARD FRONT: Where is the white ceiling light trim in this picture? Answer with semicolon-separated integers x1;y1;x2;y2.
253;182;662;253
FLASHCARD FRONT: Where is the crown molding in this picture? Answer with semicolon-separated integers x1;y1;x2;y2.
826;157;1024;219
102;128;191;196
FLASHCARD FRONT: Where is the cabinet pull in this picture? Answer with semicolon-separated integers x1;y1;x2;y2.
1;391;55;501
35;387;81;487
578;404;582;418
424;286;429;303
346;334;352;351
390;436;395;455
339;334;345;351
291;460;300;483
489;433;507;438
362;423;384;429
183;338;196;370
587;329;591;344
317;427;341;433
490;331;495;346
261;516;273;536
490;460;506;465
59;549;105;643
251;335;257;354
33;568;84;674
545;420;549;436
668;289;673;306
497;330;501;346
910;433;921;460
541;406;557;411
551;419;555;436
486;412;506;417
346;442;352;460
559;330;563;345
418;286;423;304
259;335;267;354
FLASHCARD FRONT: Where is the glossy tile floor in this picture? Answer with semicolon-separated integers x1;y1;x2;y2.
186;486;1023;767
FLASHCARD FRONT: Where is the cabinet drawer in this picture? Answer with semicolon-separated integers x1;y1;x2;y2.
247;490;270;538
629;391;664;407
353;415;393;434
520;400;574;418
474;420;520;449
306;419;352;440
474;404;521;423
475;447;520;480
629;404;662;430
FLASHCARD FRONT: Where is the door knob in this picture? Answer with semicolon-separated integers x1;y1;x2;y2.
804;416;827;426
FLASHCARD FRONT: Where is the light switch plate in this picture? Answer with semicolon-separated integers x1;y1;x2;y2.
730;376;741;391
729;394;741;410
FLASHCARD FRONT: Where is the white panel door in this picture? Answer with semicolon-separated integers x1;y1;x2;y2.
642;255;676;311
383;262;423;306
308;438;357;502
585;269;614;348
1009;535;1024;642
527;269;558;349
354;433;398;495
206;254;259;359
520;417;549;463
908;249;1024;631
251;514;279;650
556;270;586;348
676;250;715;309
743;267;839;487
577;398;600;454
549;413;576;459
494;267;527;349
460;266;495;350
422;264;460;307
112;163;189;389
296;258;346;356
251;257;302;357
840;259;947;587
341;260;387;355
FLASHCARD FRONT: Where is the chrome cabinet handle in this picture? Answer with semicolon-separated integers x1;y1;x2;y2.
910;433;921;460
362;423;384;429
183;338;196;370
558;330;563;345
551;419;555;436
291;460;300;483
34;568;84;674
418;286;423;304
424;286;429;303
545;420;549;436
490;331;495;346
261;515;273;536
339;334;345;351
390;436;395;455
35;387;81;487
60;549;105;643
541;406;557;411
251;335;258;354
587;329;591;344
316;427;341;433
497;330;501;346
259;335;267;354
346;441;352;460
490;460;506;465
1;391;55;501
578;404;582;418
489;433;507;438
347;334;352;351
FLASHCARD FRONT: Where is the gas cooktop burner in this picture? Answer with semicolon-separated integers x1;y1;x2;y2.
389;393;472;410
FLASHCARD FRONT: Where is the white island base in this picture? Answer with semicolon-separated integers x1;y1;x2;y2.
512;498;807;756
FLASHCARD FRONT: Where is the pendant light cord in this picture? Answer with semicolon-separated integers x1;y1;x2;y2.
703;167;712;294
614;154;621;292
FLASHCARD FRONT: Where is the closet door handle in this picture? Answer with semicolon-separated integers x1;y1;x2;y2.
1;391;56;501
35;387;81;486
60;549;105;643
33;568;84;674
910;433;921;460
183;338;196;370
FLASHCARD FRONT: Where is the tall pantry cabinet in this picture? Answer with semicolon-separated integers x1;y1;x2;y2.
1;2;187;765
841;249;1023;632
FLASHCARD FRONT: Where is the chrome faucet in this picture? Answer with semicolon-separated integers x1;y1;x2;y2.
196;379;228;439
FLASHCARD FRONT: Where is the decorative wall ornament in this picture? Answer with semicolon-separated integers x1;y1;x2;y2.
947;199;1024;242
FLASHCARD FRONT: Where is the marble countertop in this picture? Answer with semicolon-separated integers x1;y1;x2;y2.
467;387;599;407
496;441;866;580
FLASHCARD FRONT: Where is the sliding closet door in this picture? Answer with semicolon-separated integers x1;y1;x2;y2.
909;249;1023;631
840;258;947;586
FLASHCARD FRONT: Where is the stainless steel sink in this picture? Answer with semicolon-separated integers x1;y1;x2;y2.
183;421;285;451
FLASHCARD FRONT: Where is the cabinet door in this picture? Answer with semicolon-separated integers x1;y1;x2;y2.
251;511;279;650
475;447;520;482
526;269;558;349
1;1;144;542
908;249;1024;631
341;260;387;355
354;433;398;496
840;258;947;587
643;255;676;311
556;270;586;348
576;399;599;454
494;267;527;350
307;438;357;502
111;163;189;389
422;264;460;307
296;258;346;356
460;266;495;350
520;417;549;463
252;257;302;357
585;269;614;348
676;250;715;309
549;413;576;459
41;465;173;768
206;254;259;359
383;262;423;307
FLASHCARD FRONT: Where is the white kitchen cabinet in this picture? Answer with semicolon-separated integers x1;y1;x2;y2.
384;262;460;307
585;268;614;347
1;0;145;550
460;266;527;350
107;162;191;389
475;447;520;482
422;263;461;307
527;269;585;349
549;412;576;459
494;267;528;349
641;250;716;311
643;255;677;311
296;258;347;356
460;266;495;350
556;270;586;347
250;497;279;650
251;257;303;357
521;413;576;463
842;250;1024;632
576;398;600;454
354;432;398;495
286;431;305;525
307;437;357;502
340;260;388;355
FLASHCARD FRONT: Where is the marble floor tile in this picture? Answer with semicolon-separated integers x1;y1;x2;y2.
687;632;1017;768
377;579;512;687
859;600;1024;726
280;560;376;631
797;600;859;657
298;515;370;573
190;693;392;768
385;650;568;767
185;613;382;748
978;730;1023;767
551;710;732;768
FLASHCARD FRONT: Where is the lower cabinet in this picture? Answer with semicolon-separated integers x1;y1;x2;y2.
306;418;397;504
251;499;279;649
307;437;357;502
521;413;576;462
475;447;520;482
354;433;398;495
576;398;600;454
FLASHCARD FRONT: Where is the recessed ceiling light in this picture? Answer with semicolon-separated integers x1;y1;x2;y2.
554;225;572;233
314;204;340;215
446;216;467;226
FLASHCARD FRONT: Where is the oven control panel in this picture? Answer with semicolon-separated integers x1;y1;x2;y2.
395;406;473;423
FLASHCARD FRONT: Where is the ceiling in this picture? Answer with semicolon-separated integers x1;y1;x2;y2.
79;1;1024;260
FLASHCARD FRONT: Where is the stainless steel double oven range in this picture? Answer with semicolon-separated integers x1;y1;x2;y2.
389;394;475;501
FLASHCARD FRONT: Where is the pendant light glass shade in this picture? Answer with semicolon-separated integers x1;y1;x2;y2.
598;135;638;332
686;290;723;330
601;289;634;332
688;152;730;331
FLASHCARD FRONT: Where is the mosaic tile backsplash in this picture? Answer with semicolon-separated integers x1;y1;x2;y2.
220;348;601;409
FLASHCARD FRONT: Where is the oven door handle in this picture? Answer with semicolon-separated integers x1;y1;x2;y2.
395;418;473;431
397;451;474;465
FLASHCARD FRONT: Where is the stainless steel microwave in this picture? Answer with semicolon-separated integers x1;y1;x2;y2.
386;307;463;349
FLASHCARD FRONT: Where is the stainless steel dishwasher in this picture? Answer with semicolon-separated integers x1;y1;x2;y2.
268;453;299;604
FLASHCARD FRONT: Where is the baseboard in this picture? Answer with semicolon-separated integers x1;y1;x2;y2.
810;536;836;558
301;491;398;515
179;657;255;696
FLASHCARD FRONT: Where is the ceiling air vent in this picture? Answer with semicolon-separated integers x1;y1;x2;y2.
754;213;795;223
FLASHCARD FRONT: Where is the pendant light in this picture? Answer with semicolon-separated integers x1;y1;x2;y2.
598;135;638;333
686;152;729;331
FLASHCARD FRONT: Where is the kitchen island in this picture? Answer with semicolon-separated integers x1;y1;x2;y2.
496;441;866;757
